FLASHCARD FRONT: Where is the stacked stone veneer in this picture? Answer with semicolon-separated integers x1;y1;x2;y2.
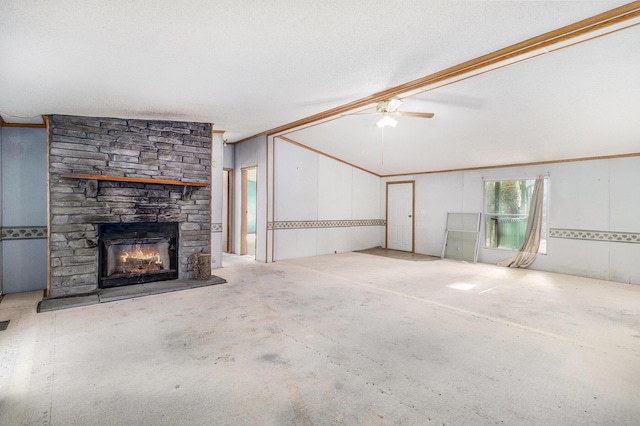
48;115;211;297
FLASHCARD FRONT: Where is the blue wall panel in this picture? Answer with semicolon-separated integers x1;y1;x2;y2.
1;127;47;294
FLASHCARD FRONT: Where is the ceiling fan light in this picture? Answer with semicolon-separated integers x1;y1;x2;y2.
376;115;398;128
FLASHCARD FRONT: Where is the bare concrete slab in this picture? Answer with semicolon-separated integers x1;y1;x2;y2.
5;254;640;425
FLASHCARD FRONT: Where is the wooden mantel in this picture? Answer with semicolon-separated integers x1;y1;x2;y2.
60;172;209;187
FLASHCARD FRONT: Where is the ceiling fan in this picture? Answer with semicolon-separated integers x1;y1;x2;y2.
355;97;434;128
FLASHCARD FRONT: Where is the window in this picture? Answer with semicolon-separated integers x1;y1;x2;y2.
484;178;548;254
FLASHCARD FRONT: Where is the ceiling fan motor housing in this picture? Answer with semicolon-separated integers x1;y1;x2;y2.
377;97;403;113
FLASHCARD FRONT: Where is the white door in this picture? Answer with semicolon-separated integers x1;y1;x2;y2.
387;182;414;252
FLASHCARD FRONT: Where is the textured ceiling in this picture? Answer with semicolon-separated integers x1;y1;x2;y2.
287;23;640;175
1;1;638;174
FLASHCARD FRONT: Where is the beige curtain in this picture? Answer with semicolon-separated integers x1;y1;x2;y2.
498;176;545;268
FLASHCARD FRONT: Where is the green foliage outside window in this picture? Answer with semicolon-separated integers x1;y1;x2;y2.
485;179;534;250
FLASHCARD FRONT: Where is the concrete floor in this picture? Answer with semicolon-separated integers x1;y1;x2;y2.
1;252;639;425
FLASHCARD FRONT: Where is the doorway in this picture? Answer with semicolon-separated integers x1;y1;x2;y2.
240;167;257;256
386;181;414;252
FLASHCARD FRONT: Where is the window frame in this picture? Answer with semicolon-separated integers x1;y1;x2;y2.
482;176;548;254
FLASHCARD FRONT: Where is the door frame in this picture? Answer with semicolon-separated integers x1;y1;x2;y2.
240;166;257;257
222;168;233;253
385;180;415;252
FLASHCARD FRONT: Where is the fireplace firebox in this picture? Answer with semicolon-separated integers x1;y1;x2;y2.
98;222;179;288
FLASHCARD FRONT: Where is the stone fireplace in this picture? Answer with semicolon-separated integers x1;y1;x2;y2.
48;115;212;298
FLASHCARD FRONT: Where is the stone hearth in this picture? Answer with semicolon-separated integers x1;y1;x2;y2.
48;115;212;297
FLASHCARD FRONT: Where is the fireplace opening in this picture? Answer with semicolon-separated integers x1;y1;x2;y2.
98;222;179;288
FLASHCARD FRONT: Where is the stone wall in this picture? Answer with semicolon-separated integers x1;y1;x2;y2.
48;115;211;297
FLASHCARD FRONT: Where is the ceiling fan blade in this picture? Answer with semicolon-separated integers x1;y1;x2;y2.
396;111;435;119
350;111;378;116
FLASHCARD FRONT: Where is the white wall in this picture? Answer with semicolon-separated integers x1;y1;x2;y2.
234;134;638;283
0;126;2;294
210;131;224;269
272;139;383;261
223;143;234;169
384;156;640;284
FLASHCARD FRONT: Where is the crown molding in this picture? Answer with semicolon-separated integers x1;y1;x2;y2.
381;152;640;179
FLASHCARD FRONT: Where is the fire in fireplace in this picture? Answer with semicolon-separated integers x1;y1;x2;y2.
98;222;179;288
110;242;168;275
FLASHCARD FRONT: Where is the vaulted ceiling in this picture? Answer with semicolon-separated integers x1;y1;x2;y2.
1;1;639;175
